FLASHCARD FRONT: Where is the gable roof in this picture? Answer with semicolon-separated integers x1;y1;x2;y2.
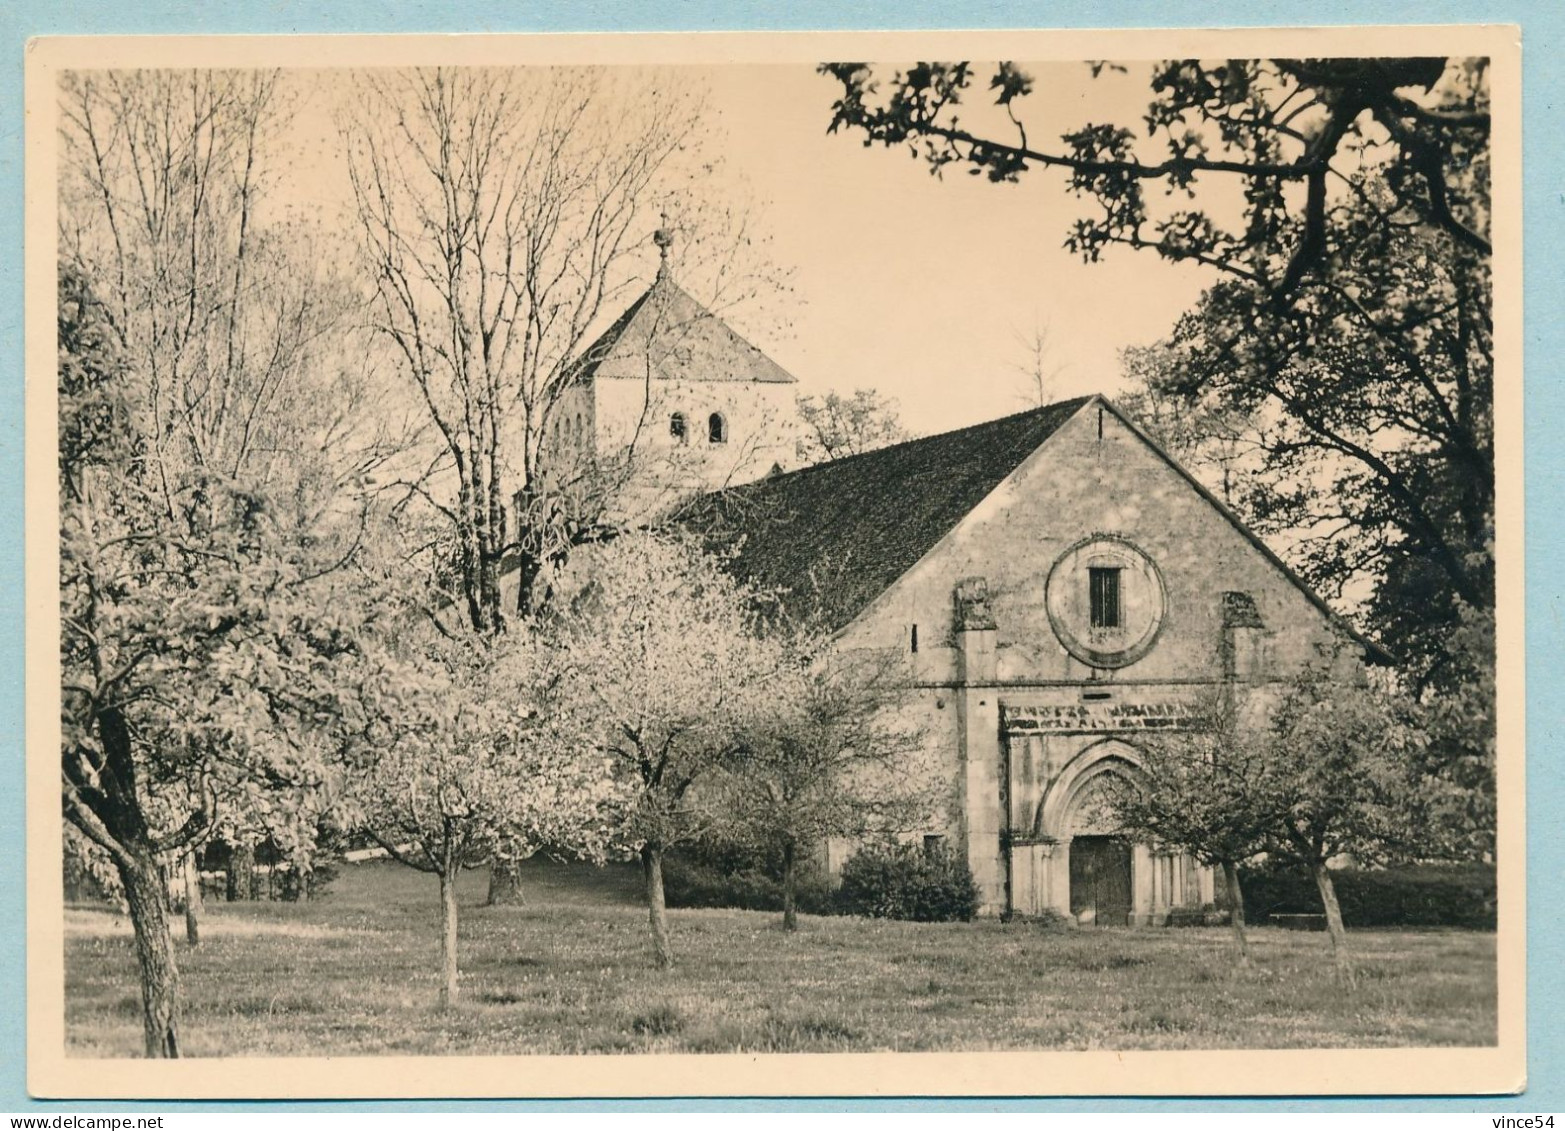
567;274;797;387
677;394;1391;664
675;396;1092;633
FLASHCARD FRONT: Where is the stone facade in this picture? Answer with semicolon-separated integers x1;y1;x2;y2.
823;401;1369;922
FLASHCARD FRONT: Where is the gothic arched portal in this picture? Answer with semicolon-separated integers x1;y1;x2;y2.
1012;737;1213;925
1049;742;1141;926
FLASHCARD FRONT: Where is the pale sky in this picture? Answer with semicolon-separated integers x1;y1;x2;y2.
281;62;1219;438
695;63;1216;435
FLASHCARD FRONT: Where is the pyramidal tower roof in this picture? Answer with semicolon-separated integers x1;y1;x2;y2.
565;231;797;387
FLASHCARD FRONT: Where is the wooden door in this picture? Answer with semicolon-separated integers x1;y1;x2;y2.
1069;835;1133;927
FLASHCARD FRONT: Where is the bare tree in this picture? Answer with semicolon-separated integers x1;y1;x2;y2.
1010;317;1066;409
342;68;785;904
342;66;747;631
795;388;908;464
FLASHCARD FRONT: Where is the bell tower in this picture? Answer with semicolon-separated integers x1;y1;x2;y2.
546;222;801;519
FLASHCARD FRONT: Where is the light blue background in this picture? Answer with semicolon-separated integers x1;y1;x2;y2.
1;0;1557;1114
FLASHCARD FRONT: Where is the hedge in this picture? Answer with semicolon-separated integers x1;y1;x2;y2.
661;855;837;916
664;840;981;923
1239;861;1496;929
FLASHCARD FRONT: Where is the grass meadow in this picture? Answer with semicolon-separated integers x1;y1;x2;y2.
64;857;1497;1057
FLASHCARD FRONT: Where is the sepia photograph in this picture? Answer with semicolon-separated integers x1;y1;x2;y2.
24;26;1524;1098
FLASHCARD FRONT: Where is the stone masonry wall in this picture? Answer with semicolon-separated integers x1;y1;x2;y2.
835;403;1353;684
593;375;799;514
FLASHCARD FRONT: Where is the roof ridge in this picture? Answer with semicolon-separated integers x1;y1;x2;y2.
677;391;1390;666
735;393;1096;489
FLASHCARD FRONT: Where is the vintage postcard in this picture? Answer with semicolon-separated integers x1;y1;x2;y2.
25;25;1524;1098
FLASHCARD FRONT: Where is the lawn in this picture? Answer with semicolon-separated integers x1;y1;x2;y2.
64;857;1498;1057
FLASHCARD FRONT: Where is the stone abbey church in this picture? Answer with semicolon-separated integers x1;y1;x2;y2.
527;248;1381;926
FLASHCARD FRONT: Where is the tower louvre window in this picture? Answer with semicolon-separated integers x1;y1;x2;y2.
670;412;688;444
709;412;728;444
1089;567;1122;629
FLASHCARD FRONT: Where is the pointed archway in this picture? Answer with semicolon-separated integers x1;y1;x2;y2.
1033;740;1148;925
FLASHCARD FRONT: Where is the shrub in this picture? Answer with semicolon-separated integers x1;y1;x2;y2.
835;842;979;923
1240;861;1495;929
665;838;981;923
662;853;836;916
677;835;786;877
1167;902;1229;928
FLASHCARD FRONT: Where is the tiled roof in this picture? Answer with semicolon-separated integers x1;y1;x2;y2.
568;275;796;386
675;397;1093;633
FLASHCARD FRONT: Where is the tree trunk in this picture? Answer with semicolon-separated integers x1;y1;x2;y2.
781;841;799;932
1309;860;1351;967
182;852;201;948
512;489;546;617
67;699;187;1057
478;544;503;634
227;844;254;902
485;857;526;907
438;864;460;1010
641;844;673;969
1221;859;1248;966
118;852;180;1058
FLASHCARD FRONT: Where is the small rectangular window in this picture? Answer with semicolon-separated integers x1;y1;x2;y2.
910;623;919;653
1089;567;1122;629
